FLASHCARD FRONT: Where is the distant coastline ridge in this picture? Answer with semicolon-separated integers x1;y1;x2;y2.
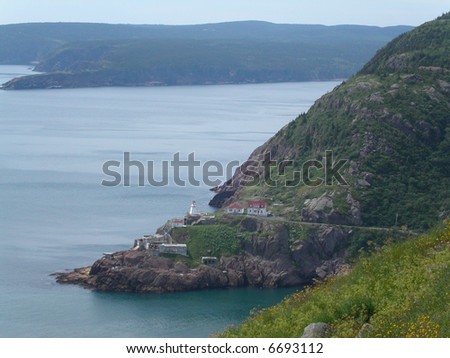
0;21;412;89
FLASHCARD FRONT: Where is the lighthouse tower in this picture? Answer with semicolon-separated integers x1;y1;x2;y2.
189;201;198;216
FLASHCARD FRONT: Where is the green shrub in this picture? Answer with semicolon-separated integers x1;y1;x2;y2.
183;225;240;263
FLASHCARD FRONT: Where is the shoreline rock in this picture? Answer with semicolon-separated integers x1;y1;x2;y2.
54;250;307;293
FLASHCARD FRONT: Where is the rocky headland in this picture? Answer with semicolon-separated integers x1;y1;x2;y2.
55;217;359;293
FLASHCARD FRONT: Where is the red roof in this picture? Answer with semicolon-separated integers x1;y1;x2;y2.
247;201;266;208
228;203;245;209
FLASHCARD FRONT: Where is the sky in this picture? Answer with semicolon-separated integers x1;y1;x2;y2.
0;0;448;26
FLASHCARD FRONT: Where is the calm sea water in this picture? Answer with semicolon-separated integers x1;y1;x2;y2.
0;65;340;337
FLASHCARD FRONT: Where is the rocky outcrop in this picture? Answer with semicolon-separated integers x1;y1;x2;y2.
301;191;362;226
56;251;231;293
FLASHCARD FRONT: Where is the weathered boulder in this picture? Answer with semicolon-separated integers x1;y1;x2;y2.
302;192;334;223
301;322;332;338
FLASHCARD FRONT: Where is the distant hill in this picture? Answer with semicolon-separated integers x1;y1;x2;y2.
0;21;412;89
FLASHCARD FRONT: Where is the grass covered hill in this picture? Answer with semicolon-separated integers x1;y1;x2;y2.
213;13;450;231
0;21;412;89
221;221;449;338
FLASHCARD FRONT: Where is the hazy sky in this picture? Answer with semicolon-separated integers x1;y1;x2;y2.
0;0;448;26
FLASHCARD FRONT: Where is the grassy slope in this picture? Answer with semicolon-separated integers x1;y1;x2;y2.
221;221;449;337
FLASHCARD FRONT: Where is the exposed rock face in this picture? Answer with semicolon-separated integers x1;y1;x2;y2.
220;255;303;288
301;322;332;338
301;192;362;226
220;224;305;288
55;219;350;293
291;225;349;277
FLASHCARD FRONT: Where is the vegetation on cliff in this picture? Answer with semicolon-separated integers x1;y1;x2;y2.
221;221;450;337
213;13;450;231
172;225;240;265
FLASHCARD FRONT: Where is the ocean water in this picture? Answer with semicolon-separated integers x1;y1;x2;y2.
0;65;340;337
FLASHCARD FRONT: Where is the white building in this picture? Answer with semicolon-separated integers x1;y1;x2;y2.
226;203;245;215
247;201;268;216
189;201;199;216
159;244;188;256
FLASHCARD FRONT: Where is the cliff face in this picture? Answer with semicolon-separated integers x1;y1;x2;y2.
56;218;354;293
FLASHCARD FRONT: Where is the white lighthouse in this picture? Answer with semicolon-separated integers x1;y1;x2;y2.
189;201;199;216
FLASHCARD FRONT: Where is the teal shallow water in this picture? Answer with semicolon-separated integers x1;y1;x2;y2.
0;66;340;337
